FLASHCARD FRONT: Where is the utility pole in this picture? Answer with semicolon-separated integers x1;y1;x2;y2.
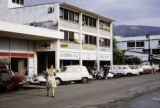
146;34;151;65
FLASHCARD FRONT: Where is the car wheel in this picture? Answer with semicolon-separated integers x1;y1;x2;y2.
117;73;121;78
81;77;88;84
55;78;62;85
136;72;140;76
6;82;13;90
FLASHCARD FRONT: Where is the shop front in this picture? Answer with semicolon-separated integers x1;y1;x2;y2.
60;51;80;68
82;53;97;71
0;20;63;76
37;51;55;74
99;54;111;67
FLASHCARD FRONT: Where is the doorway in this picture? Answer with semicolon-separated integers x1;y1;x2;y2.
37;52;55;74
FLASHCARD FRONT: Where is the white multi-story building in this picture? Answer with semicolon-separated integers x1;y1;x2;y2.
115;35;160;62
0;0;113;76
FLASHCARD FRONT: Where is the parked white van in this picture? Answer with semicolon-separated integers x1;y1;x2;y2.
55;65;92;85
109;65;140;76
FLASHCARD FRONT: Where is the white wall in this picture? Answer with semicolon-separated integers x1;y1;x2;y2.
0;2;59;30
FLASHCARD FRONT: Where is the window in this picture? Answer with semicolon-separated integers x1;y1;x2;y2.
64;9;69;20
82;15;97;27
159;40;160;46
84;35;97;45
48;7;54;13
99;38;110;47
143;49;149;54
152;49;160;54
99;20;110;31
12;0;24;5
136;41;144;47
63;31;75;42
127;42;135;47
12;0;16;3
60;8;79;23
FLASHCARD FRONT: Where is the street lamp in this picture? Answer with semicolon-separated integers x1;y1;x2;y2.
146;34;151;65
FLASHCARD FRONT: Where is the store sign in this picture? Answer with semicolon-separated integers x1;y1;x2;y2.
82;53;97;60
39;42;52;49
61;43;69;48
60;52;80;60
99;54;110;60
83;44;96;50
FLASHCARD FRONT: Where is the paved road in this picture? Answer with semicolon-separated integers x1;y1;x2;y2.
0;73;160;108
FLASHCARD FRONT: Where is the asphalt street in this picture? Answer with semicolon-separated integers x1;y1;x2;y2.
0;73;160;108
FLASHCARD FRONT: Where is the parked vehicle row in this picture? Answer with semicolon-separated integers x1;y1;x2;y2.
26;64;159;86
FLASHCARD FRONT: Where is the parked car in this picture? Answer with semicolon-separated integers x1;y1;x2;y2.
152;64;159;72
141;65;153;74
109;65;140;77
129;65;143;74
0;64;25;91
55;65;93;85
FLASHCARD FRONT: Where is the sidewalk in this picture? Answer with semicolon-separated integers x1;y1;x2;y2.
22;84;46;89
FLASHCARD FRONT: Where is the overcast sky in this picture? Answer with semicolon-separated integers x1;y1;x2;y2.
25;0;160;27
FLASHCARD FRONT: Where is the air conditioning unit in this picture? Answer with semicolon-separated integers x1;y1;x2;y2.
48;7;54;13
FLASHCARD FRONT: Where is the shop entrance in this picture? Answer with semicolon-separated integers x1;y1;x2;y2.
100;61;110;67
37;52;55;74
11;58;28;75
83;60;95;72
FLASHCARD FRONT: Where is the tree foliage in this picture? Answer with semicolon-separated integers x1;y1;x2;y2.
113;38;125;65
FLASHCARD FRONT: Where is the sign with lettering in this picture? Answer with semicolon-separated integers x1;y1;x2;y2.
99;54;110;60
60;52;80;60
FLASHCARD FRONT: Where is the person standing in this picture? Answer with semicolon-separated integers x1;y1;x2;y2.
103;64;109;79
46;65;57;97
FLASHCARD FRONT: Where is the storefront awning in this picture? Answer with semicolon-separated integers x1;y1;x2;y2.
0;20;63;40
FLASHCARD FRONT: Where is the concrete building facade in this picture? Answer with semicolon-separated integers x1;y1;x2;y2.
0;0;113;76
115;35;160;63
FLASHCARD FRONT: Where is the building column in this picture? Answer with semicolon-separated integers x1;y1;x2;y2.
56;5;60;70
97;18;100;70
110;23;113;66
33;52;37;75
56;40;60;70
79;12;83;67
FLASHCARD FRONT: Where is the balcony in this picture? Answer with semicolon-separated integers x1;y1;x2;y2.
59;19;80;30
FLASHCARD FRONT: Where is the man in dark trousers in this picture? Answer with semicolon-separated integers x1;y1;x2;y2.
159;62;160;72
103;65;109;79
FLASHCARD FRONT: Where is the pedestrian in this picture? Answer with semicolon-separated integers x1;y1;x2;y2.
103;64;109;79
159;62;160;72
46;65;57;97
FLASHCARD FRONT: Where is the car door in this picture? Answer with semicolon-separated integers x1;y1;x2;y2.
73;66;82;80
64;66;74;81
